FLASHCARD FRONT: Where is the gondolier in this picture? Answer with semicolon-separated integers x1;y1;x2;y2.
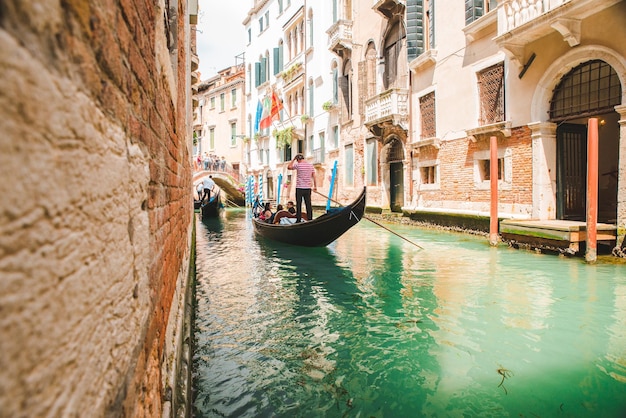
287;154;316;222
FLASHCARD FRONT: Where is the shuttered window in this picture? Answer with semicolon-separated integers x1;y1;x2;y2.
366;138;378;186
345;144;354;186
406;0;424;61
465;0;483;25
478;62;505;125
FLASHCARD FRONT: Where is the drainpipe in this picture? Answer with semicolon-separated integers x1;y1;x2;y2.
489;135;499;246
586;118;599;263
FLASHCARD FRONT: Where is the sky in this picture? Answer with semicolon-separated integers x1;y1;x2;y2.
196;0;248;81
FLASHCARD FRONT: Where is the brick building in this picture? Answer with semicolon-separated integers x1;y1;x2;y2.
0;0;198;416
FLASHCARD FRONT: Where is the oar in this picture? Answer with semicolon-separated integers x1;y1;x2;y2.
314;190;424;250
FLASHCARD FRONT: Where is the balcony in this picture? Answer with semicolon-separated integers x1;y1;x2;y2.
495;0;621;64
372;0;405;19
327;20;353;58
364;88;409;136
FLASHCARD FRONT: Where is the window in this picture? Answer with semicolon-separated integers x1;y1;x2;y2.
308;134;314;156
231;122;237;146
477;62;504;125
479;158;503;181
340;61;352;120
332;63;338;104
366;138;377;185
332;0;338;23
308;12;314;48
419;91;436;139
231;89;237;108
345;144;354;186
259;17;264;32
308;79;314;118
549;60;621;122
248;28;252;44
255;56;268;86
278;0;283;14
273;42;284;75
265;11;269;29
474;148;512;189
406;0;426;60
383;22;405;89
209;128;215;149
332;125;339;149
210;96;215;109
465;0;497;25
420;166;437;184
220;93;225;112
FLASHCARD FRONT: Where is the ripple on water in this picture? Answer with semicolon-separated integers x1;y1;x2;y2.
193;211;626;417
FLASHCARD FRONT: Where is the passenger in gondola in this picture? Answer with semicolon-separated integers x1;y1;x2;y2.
273;204;306;224
286;201;296;214
259;202;273;222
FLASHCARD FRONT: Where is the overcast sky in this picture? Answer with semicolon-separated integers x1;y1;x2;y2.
196;0;248;81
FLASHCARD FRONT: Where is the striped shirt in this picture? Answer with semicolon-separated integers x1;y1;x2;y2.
293;160;315;189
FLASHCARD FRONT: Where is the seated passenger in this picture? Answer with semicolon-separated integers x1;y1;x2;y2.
273;206;307;224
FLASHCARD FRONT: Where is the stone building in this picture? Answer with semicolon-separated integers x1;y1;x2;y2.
194;64;246;180
407;0;625;252
0;0;198;416
243;0;339;205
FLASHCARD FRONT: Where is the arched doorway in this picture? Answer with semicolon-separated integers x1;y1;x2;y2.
550;59;621;223
385;138;405;212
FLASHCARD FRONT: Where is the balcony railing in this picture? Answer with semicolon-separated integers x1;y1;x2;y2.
327;20;353;56
312;147;325;165
364;88;409;128
495;0;620;61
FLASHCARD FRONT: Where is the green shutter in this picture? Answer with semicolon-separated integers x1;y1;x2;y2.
406;0;424;61
255;62;261;87
273;48;280;75
429;0;435;49
261;57;267;83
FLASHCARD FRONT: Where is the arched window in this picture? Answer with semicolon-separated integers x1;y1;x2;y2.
365;42;377;97
549;60;621;122
340;60;352;119
332;61;339;104
383;21;406;89
308;79;314;117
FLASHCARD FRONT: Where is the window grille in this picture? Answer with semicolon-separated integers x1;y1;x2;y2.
478;63;504;125
419;92;436;138
386;138;404;163
549;60;621;122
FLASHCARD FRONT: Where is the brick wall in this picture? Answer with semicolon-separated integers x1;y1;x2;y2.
415;127;533;213
0;1;193;416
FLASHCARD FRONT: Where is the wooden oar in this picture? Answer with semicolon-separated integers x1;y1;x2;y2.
314;190;424;250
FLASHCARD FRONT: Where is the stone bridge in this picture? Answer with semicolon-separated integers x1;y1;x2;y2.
193;170;245;207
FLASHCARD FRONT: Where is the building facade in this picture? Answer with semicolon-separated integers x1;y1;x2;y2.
407;0;625;251
243;0;339;205
194;64;247;180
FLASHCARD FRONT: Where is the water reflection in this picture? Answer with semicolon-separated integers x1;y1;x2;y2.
193;210;626;417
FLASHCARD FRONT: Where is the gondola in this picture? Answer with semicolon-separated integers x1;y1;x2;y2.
252;187;366;247
201;188;222;218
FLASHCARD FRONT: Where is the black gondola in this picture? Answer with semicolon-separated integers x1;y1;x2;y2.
201;188;222;218
252;187;366;247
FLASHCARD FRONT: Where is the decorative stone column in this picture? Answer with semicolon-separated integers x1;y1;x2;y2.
613;105;626;256
529;122;557;220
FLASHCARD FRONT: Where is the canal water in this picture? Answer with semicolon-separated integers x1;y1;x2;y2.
192;209;626;417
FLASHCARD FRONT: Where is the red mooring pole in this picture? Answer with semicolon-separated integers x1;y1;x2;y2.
490;135;499;246
586;118;599;263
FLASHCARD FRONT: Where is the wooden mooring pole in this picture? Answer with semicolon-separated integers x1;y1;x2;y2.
586;118;599;263
490;135;499;246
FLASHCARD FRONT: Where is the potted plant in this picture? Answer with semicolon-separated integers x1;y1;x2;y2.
322;100;335;111
300;114;310;123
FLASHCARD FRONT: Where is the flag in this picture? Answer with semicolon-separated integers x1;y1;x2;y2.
254;99;263;133
258;95;272;130
259;90;283;130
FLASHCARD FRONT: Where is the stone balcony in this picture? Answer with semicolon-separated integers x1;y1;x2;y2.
364;88;409;136
372;0;405;19
327;20;353;58
495;0;622;64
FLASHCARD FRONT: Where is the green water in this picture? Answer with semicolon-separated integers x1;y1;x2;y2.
192;209;626;417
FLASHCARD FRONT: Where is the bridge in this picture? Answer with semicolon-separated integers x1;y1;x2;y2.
193;170;245;207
